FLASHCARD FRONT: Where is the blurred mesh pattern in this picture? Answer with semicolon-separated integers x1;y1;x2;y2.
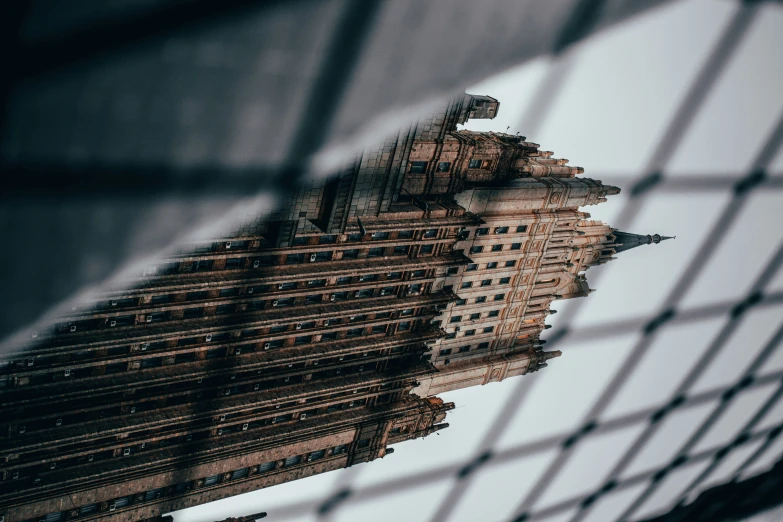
3;0;783;521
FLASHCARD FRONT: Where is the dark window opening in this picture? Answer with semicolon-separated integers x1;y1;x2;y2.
410;161;428;173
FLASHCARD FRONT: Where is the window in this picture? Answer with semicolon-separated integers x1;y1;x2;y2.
450;316;462;323
460;282;472;289
475;296;487;303
491;244;503;252
419;244;434;255
337;276;352;284
286;253;305;264
309;449;326;461
470;313;481;320
295;336;312;345
505;260;516;267
499;277;511;284
440;348;452;356
271;324;288;333
372;325;387;334
478;342;490;349
320;235;337;244
459;345;471;353
308;279;326;287
468;159;483;169
351;314;366;322
398;322;411;331
388;271;402;279
274;297;295;307
253;256;274;267
397;230;413;239
225;257;244;269
466;263;478;271
410;161;428;173
455;298;466;306
333;444;347;454
486;262;498;269
437;161;451;172
368;247;385;258
193;259;213;271
516;225;528;233
183;307;204;318
355;289;373;298
348;233;362;241
293;237;308;246
148;311;168;323
257;462;275;473
381;286;395;295
480;279;492;287
447;266;459;275
371;232;389;240
151;294;170;305
401;308;414;316
231;468;249;479
347;328;363;338
483;326;494;333
358;438;371;448
342;249;359;259
424;229;438;238
465;329;476;336
412;270;426;278
409;284;422;293
445;331;457;339
215;304;234;315
278;282;297;290
470;246;483;254
510;243;522;250
314;251;332;262
284;455;301;467
495;226;509;234
494;293;505;301
443;285;453;293
488;310;500;318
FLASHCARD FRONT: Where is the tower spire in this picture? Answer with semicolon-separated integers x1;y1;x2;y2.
611;230;674;254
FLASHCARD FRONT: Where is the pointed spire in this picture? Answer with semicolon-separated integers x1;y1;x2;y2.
611;231;674;254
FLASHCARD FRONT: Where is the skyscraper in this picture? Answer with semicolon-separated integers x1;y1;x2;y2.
0;93;669;522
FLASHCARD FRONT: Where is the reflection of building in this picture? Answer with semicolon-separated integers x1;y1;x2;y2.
0;94;669;522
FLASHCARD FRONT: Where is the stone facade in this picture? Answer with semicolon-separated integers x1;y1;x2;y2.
0;93;667;522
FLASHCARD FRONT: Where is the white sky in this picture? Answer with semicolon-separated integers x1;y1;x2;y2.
174;1;783;521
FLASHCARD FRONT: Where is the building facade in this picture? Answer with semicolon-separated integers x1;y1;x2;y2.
0;94;668;522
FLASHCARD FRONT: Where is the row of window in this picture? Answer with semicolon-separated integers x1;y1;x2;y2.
444;326;494;339
7;396;379;480
12;307;427;375
15;444;351;522
409;159;494;174
469;243;520;254
55;282;430;337
448;310;501;323
9;352;413;439
12;320;422;389
95;269;428;314
438;342;491;357
474;225;528;236
146;240;447;278
465;260;517;271
458;277;512;289
454;293;506;305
